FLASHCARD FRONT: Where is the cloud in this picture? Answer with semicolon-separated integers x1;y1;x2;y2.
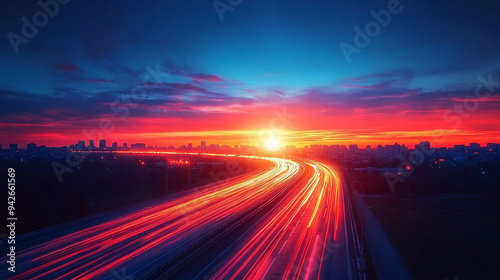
170;70;224;83
161;61;224;83
186;73;223;82
162;83;210;94
88;78;117;84
54;63;82;72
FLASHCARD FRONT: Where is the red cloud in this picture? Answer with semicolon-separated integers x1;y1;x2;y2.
54;63;81;72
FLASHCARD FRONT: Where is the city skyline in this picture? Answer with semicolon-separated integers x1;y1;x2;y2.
3;139;499;152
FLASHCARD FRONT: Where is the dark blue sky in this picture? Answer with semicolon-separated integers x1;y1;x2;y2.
1;0;499;147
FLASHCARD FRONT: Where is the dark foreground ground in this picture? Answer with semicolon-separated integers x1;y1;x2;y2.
365;191;500;280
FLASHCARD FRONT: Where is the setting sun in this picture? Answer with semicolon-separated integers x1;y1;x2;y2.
266;138;280;150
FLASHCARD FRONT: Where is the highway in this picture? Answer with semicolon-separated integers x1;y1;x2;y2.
1;152;360;280
191;159;356;280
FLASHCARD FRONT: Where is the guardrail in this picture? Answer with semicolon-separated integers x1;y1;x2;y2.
341;177;367;280
342;169;413;280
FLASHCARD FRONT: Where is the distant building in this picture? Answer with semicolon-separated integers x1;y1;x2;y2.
187;143;193;149
469;143;480;151
99;139;106;150
89;140;95;150
9;144;18;150
486;143;499;153
112;142;118;149
394;143;401;158
201;141;207;150
77;141;85;151
208;144;220;150
349;144;358;154
454;144;466;153
310;144;322;151
416;141;431;152
131;143;146;149
27;143;37;151
123;143;128;149
330;145;343;153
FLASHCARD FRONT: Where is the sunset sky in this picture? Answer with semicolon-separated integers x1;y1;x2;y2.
1;0;499;148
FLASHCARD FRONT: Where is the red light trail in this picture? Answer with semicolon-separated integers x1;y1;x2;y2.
2;152;349;280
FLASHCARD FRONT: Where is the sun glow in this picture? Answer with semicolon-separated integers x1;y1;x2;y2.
266;138;280;150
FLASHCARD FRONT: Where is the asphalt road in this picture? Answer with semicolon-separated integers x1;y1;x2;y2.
1;152;357;280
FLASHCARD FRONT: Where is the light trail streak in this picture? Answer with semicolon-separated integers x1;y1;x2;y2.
1;152;346;280
210;159;345;280
1;152;302;279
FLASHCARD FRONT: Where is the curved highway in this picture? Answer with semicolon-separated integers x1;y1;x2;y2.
1;152;358;280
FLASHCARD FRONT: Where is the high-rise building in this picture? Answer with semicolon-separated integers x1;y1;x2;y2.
89;140;95;150
76;141;85;151
394;143;401;158
201;141;207;150
123;143;128;149
99;139;106;150
112;142;118;149
188;143;193;149
9;144;18;150
416;141;431;152
27;143;36;151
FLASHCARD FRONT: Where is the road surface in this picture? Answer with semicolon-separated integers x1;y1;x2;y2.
1;152;358;279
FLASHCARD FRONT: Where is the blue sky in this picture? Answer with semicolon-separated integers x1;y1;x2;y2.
1;0;499;147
